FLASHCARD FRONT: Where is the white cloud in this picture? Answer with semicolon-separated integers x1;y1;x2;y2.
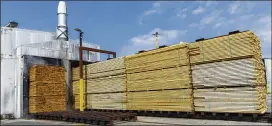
120;28;187;56
153;2;161;8
205;1;218;7
201;16;214;24
177;13;187;19
214;22;222;28
138;2;163;25
228;1;240;14
188;23;199;28
192;6;205;15
181;8;188;12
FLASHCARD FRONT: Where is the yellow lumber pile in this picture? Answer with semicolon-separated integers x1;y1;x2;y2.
125;44;193;112
190;31;267;114
71;57;126;110
90;93;126;110
127;66;191;91
127;90;193;112
126;44;189;73
189;31;262;64
126;44;192;91
29;65;66;113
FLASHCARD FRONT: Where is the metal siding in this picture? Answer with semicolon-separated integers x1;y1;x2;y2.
264;59;271;93
1;58;16;115
18;40;99;62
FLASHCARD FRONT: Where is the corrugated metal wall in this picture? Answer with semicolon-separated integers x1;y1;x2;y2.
1;27;100;118
264;58;271;94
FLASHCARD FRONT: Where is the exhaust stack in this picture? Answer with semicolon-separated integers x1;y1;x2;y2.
56;1;68;41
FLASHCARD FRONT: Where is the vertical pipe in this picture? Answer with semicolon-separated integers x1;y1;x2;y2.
79;32;84;111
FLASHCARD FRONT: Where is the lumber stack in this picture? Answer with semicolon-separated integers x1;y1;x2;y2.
72;57;127;110
126;44;194;112
189;31;262;64
190;31;267;114
127;90;193;111
29;65;66;113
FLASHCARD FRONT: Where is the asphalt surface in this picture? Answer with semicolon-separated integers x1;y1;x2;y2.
1;116;271;126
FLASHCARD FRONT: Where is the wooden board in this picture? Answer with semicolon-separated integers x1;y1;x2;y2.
193;86;267;114
72;57;125;80
88;93;127;110
127;89;193;112
29;95;66;113
29;65;65;82
192;58;266;88
189;31;263;64
72;74;125;94
72;80;86;95
29;82;66;96
127;66;192;91
29;65;67;113
72;94;89;110
125;44;189;73
87;57;125;74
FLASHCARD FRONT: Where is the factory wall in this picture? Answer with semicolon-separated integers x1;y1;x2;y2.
1;27;100;118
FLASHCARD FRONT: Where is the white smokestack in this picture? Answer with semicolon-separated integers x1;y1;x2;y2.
56;1;68;41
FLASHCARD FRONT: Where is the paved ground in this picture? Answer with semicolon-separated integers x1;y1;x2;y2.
1;116;271;126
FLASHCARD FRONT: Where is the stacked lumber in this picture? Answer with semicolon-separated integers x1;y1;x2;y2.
189;31;262;64
192;58;266;88
126;44;194;112
194;87;267;113
90;93;127;110
127;90;193;112
71;57;126;110
127;66;191;91
29;65;66;113
190;31;267;114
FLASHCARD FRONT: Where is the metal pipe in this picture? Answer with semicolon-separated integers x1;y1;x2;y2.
79;32;84;111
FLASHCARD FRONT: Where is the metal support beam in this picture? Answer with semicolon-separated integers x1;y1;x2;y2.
76;28;117;112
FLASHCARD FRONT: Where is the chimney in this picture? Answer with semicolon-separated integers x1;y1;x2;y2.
56;1;68;41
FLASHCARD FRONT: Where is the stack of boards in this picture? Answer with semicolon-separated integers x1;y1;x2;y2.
71;30;267;114
125;44;193;112
190;31;267;113
29;65;66;113
72;57;126;110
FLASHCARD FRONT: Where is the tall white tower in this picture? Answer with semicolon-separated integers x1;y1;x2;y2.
56;1;68;41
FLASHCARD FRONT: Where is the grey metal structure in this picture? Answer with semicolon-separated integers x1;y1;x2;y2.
264;58;271;94
1;27;100;118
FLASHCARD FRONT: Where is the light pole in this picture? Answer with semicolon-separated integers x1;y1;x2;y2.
74;28;84;111
153;32;160;49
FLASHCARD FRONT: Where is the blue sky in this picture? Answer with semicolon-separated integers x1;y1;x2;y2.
1;1;271;58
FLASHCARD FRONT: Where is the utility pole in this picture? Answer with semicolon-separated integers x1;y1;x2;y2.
153;32;160;49
74;28;84;112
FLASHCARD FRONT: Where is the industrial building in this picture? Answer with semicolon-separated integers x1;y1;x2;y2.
1;1;100;118
1;1;271;125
